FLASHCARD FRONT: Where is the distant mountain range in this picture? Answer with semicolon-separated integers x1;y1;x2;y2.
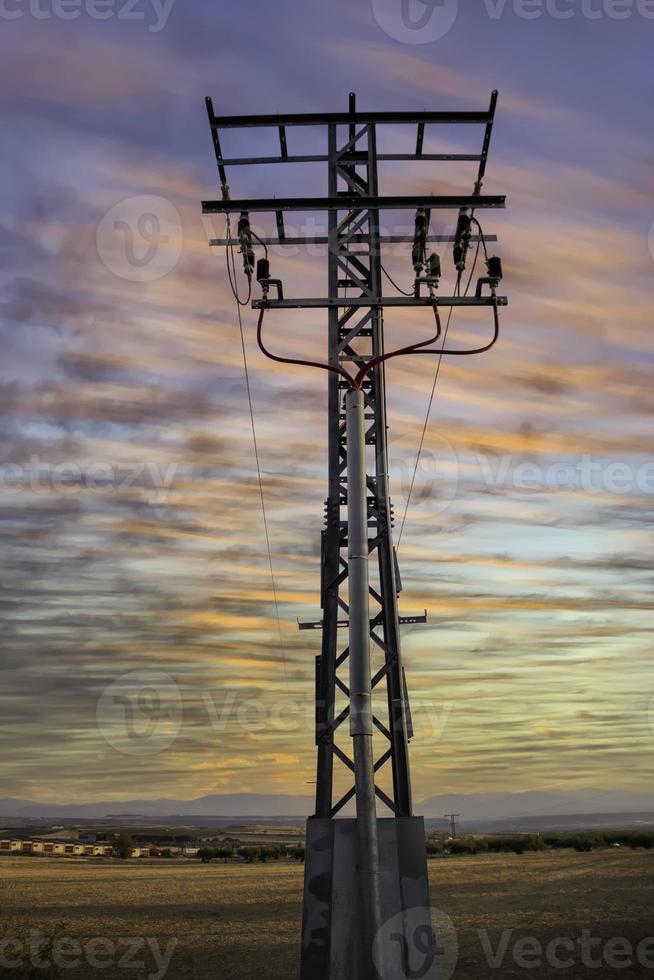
1;789;653;824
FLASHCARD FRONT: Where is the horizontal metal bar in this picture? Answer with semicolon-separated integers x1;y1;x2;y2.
209;109;494;129
253;295;508;310
209;234;497;247
212;152;484;167
203;194;505;215
298;613;427;631
397;613;429;625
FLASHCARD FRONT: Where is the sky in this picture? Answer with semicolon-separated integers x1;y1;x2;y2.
0;0;653;810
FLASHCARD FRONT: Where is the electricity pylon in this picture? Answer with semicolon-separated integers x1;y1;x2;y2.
203;91;506;980
445;813;460;838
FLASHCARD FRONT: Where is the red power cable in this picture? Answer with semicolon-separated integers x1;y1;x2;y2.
256;305;357;388
353;300;443;388
413;293;500;358
256;296;499;391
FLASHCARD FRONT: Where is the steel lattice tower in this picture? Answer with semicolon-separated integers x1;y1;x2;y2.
203;90;506;980
311;105;414;821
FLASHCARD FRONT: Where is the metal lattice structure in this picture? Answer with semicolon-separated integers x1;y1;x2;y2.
203;90;504;821
203;92;506;980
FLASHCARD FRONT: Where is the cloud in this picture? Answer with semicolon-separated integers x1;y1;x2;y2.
0;8;652;805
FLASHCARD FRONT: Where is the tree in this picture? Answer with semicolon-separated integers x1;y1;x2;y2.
114;832;134;860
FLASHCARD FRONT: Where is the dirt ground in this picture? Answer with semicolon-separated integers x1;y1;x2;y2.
1;849;652;978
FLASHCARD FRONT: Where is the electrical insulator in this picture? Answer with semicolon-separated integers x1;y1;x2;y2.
254;255;284;301
256;258;270;283
412;208;428;273
427;253;441;279
487;256;503;281
238;211;255;278
453;210;471;272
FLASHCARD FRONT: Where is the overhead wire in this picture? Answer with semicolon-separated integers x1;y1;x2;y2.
396;282;457;551
381;261;414;297
225;221;289;686
397;223;491;548
225;215;251;307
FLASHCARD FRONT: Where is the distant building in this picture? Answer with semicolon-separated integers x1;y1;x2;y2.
0;838;151;858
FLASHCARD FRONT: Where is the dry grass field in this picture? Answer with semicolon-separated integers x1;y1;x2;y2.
1;850;652;978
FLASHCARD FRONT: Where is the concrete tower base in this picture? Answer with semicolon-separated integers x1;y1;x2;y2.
300;816;437;980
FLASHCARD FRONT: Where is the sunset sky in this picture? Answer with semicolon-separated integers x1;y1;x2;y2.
1;0;652;810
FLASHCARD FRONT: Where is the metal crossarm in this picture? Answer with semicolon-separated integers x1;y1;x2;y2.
251;294;507;309
206;107;497;129
202;193;505;213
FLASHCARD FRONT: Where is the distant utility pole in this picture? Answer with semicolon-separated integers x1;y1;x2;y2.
203;91;506;980
445;813;460;839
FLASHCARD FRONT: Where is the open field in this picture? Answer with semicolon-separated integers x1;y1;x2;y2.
1;850;653;978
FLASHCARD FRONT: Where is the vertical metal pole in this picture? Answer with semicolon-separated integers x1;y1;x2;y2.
315;122;341;820
367;123;414;817
346;387;385;980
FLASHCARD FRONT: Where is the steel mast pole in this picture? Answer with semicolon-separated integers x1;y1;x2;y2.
346;386;384;980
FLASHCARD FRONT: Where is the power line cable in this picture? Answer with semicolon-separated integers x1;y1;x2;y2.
396;223;487;550
396;295;456;551
381;261;414;297
225;215;251;307
227;239;289;686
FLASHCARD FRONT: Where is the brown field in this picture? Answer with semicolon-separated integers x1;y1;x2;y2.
1;849;653;978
